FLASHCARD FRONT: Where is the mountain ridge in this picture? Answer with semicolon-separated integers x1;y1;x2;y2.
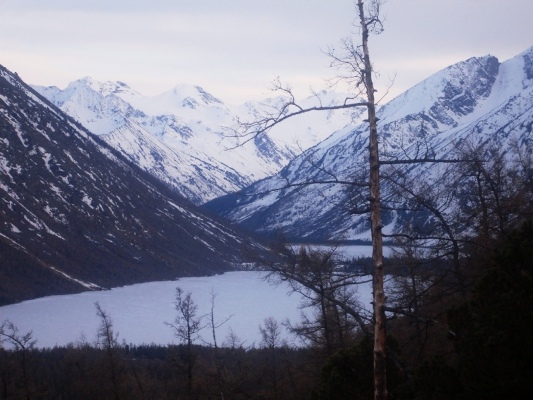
204;47;533;241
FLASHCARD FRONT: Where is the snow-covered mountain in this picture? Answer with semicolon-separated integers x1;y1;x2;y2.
0;65;263;305
34;79;361;204
205;46;533;241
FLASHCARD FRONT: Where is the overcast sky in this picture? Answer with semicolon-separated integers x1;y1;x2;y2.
1;0;532;104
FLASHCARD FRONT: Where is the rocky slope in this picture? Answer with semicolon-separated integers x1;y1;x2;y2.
0;65;262;305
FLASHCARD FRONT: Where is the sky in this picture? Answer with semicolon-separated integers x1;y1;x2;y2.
1;0;532;104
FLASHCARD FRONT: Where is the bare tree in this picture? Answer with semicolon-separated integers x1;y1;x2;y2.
259;317;286;397
94;302;122;400
277;246;366;356
385;136;533;290
382;161;468;297
348;4;388;397
455;141;531;243
166;287;206;397
259;317;285;351
0;320;36;400
206;290;233;400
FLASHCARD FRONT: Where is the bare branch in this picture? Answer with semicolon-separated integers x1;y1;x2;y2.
382;306;438;325
380;158;469;165
227;99;368;147
0;320;37;350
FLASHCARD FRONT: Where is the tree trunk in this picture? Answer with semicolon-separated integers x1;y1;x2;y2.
356;1;388;399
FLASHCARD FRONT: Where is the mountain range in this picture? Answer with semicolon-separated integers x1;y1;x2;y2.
33;79;360;204
205;46;533;241
0;66;262;305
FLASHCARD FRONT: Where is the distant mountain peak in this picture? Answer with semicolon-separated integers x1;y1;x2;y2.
194;85;223;105
167;83;223;107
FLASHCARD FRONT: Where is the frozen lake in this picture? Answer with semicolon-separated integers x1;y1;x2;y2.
0;270;374;349
0;246;382;349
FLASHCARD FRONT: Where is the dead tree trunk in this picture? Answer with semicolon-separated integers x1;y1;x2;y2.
354;0;387;398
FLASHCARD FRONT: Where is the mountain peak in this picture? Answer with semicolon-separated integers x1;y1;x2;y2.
66;77;138;97
379;54;500;123
68;76;100;92
167;83;223;108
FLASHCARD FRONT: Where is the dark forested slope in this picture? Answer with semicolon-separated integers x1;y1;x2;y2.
0;65;259;305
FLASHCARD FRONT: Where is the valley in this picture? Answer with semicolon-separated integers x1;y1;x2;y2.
1;38;532;400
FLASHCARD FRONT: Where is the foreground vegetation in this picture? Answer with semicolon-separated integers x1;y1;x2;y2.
2;221;532;399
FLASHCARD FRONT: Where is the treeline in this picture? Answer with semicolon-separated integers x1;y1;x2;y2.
0;341;320;400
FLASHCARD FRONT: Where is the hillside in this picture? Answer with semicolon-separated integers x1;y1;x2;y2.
0;65;261;305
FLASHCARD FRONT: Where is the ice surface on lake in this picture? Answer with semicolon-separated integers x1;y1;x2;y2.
0;270;375;349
